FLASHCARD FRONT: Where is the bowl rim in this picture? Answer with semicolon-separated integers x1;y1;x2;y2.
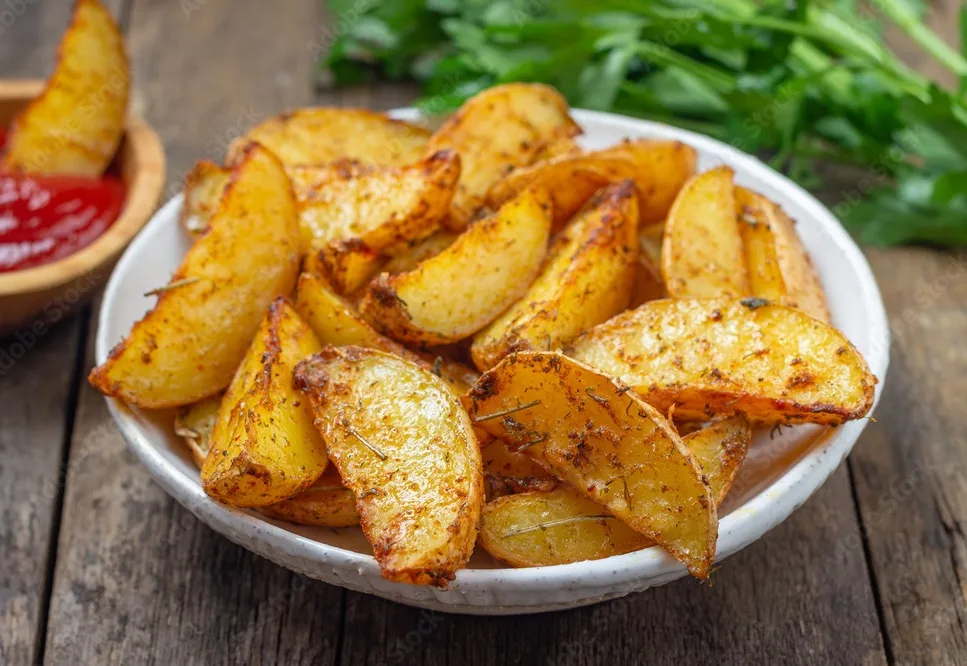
0;79;167;296
97;107;890;595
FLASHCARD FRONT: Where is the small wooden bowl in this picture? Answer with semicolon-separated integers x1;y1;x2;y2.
0;80;166;335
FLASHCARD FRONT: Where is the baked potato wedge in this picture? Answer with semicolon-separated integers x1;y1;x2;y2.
683;415;752;505
201;299;328;507
736;186;830;323
360;188;553;345
381;231;460;275
662;166;750;299
174;394;222;467
471;181;639;371
2;0;130;176
481;438;557;501
630;222;667;307
181;160;230;236
261;467;360;528
89;143;302;407
425;83;580;228
294;347;484;586
488;140;697;231
307;239;386;296
569;298;876;424
227;108;430;166
463;351;717;578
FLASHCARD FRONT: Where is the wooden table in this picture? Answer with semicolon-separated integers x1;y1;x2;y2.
2;2;965;664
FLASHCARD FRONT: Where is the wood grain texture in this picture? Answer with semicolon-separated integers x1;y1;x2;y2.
41;2;343;664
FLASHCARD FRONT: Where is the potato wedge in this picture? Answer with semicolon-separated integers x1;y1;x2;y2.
261;467;360;528
488;140;696;231
630;222;667;307
174;394;222;467
294;272;477;395
736;186;830;323
359;188;553;345
661;166;750;299
382;231;460;275
463;351;716;578
425;83;580;228
2;0;129;176
227;108;430;166
89;143;301;407
181;160;230;236
481;438;557;501
200;299;327;507
471;181;639;371
479;488;649;567
307;239;386;295
569;298;876;425
293;150;460;256
294;347;484;586
531;136;582;161
477;415;750;567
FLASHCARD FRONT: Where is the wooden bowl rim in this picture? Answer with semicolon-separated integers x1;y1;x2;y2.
0;79;167;296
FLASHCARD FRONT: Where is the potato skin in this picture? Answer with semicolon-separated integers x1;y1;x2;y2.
425;83;580;228
359;188;553;345
736;186;830;323
180;160;230;236
471;181;639;370
294;347;484;586
463;351;717;579
3;0;129;176
227;107;430;166
261;467;360;528
662;166;750;299
480;438;557;501
89;143;302;408
569;299;876;425
201;299;328;508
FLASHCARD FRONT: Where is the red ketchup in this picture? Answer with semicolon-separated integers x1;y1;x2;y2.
0;133;126;273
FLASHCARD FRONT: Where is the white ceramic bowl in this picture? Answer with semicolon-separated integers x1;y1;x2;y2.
96;108;889;615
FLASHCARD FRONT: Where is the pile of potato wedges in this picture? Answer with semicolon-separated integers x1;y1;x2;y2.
90;83;876;586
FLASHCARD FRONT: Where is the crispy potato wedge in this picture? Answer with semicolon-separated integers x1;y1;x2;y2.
227;108;429;166
174;394;222;467
569;298;876;425
463;351;717;578
200;300;327;507
292;150;460;255
89;144;301;408
481;438;557;501
662;166;750;299
488;140;696;231
531;136;582;161
294;347;484;586
2;0;130;176
181;160;230;236
261;467;360;528
480;488;649;567
382;231;460;275
307;239;386;295
477;415;750;567
630;222;667;307
425;83;580;228
294;272;477;395
736;186;830;323
360;188;553;345
471;181;639;371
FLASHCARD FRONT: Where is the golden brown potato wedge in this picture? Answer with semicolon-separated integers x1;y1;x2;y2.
569;298;876;425
481;438;557;501
2;0;129;176
683;415;752;505
174;394;222;468
630;222;667;307
463;351;716;578
382;231;460;275
736;186;830;323
294;347;484;586
360;188;553;345
89;143;302;408
261;467;360;528
488;140;697;231
425;83;580;228
306;239;386;296
479;488;649;567
661;166;750;299
201;299;328;508
227;108;430;167
181;160;230;236
471;181;639;371
531;136;582;161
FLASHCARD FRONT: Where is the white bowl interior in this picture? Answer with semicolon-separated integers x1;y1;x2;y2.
96;109;889;613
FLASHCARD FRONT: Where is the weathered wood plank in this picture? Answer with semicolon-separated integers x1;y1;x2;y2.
41;2;344;664
0;3;90;664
